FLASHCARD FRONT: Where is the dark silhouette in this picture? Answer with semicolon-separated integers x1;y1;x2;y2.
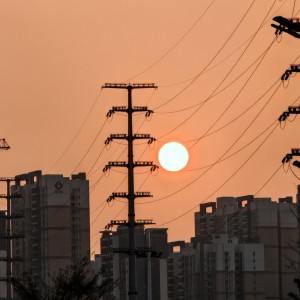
271;16;300;39
11;258;118;300
289;279;300;299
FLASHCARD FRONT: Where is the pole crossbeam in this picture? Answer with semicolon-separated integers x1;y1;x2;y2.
281;64;300;81
104;133;155;145
106;219;155;229
103;83;157;89
104;83;157;300
0;139;10;150
107;192;153;202
282;148;300;164
278;106;300;122
103;161;157;172
106;106;153;118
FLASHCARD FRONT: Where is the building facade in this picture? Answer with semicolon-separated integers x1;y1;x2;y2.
194;195;298;299
11;170;90;289
97;226;168;300
0;210;6;298
93;193;300;299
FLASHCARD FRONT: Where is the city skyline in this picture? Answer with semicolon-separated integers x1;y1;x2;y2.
0;0;300;254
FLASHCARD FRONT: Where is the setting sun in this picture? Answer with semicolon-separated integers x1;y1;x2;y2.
158;142;189;172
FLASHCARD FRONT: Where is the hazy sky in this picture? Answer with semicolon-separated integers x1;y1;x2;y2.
1;0;300;253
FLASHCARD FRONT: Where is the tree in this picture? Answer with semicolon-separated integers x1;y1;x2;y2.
288;279;300;300
11;258;118;300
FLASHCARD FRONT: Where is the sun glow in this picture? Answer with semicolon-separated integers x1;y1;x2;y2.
158;142;189;172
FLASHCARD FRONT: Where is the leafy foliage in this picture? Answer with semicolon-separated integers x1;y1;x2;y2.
288;279;300;300
12;258;117;300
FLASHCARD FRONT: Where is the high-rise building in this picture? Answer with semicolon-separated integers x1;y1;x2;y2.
11;170;90;289
203;234;265;299
97;226;168;300
0;210;6;298
194;195;298;299
167;241;200;300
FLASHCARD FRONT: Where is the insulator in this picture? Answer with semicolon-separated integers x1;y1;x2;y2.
103;165;111;173
105;138;112;145
148;137;156;144
281;70;291;81
145;110;153;118
107;196;115;203
278;112;289;122
150;165;159;172
282;154;293;164
106;110;114;118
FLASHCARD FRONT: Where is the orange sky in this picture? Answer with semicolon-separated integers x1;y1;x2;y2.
1;0;300;254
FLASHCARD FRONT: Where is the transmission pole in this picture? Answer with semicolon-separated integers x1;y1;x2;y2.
103;83;157;300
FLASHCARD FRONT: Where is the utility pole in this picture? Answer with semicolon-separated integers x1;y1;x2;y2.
102;83;157;300
280;105;300;287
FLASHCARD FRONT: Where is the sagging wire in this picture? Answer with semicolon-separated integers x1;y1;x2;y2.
153;0;258;111
190;36;276;148
291;165;300;180
156;8;277;143
156;46;274;115
158;0;288;88
254;163;283;196
72;118;108;174
48;88;103;172
124;0;217;82
156;122;279;227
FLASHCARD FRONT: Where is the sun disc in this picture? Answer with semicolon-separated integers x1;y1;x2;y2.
158;142;189;172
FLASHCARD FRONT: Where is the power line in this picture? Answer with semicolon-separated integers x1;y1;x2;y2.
142;80;282;205
156;122;279;227
255;163;283;195
72;119;107;173
190;37;276;148
156;45;273;115
158;0;289;88
47;88;103;172
155;3;276;142
292;0;296;17
124;0;217;82
184;80;280;143
153;0;257;111
182;120;278;172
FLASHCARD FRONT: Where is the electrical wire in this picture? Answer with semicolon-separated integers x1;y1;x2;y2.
124;0;217;82
141;80;282;205
156;122;279;227
292;0;296;17
184;80;280;143
254;163;283;195
156;45;273;115
158;0;289;88
153;0;257;111
182;120;278;172
190;37;276;148
290;165;300;181
47;88;103;172
156;3;276;142
72;119;107;173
